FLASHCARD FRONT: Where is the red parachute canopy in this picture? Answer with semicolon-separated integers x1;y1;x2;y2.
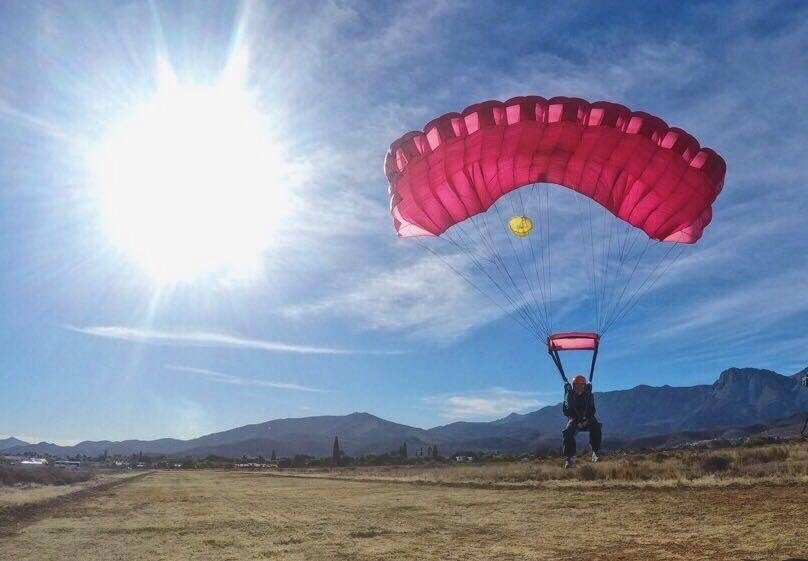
385;96;726;243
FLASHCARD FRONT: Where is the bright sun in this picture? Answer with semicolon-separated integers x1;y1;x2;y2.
91;52;287;283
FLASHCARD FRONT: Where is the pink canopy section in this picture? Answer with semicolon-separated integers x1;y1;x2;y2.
385;96;726;243
547;332;600;351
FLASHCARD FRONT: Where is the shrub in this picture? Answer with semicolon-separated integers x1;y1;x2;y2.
0;465;93;487
736;446;789;466
744;435;773;447
700;455;731;474
577;465;598;481
603;460;654;481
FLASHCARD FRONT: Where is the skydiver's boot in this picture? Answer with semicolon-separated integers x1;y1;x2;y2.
564;457;575;469
591;451;600;462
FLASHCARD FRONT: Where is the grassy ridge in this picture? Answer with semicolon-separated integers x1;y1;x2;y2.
275;440;808;488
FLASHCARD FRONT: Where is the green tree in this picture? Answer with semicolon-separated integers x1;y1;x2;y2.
270;449;276;461
400;442;408;459
332;436;341;467
293;454;312;468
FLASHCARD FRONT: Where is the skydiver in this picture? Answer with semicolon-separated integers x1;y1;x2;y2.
562;374;602;469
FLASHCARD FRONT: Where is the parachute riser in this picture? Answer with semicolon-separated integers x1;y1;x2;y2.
589;344;599;383
548;348;568;385
547;341;600;385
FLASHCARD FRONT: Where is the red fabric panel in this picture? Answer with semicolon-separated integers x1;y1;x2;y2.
385;97;726;243
547;332;600;351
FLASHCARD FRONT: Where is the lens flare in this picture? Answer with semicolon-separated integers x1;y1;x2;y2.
90;51;287;284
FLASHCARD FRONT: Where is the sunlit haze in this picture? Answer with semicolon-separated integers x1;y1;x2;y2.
90;52;286;283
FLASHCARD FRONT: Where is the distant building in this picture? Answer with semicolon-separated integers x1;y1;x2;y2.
0;455;26;463
234;462;277;469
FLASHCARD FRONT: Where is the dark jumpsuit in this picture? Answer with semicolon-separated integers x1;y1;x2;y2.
562;382;602;458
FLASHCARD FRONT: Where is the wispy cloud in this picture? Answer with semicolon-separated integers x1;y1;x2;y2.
423;387;548;421
603;260;808;365
283;254;507;342
65;325;400;355
652;268;808;342
165;365;329;393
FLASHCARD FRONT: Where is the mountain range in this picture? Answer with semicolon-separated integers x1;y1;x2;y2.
4;366;806;458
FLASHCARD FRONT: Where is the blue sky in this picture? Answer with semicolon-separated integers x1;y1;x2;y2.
0;1;805;445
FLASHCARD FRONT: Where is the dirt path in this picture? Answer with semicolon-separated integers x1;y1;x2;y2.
0;470;805;561
0;472;149;539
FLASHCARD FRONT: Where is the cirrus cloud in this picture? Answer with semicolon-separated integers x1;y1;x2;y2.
165;365;329;393
423;387;548;421
65;325;401;355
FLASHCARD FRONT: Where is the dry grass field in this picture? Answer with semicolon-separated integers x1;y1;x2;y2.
284;441;808;490
1;444;807;561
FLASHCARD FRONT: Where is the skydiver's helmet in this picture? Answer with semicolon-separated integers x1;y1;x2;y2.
572;375;587;388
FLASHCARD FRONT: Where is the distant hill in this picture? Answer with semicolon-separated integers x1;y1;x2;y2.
0;437;28;451
4;366;807;458
174;412;433;458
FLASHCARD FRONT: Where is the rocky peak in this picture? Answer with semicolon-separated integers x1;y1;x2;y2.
713;367;790;390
